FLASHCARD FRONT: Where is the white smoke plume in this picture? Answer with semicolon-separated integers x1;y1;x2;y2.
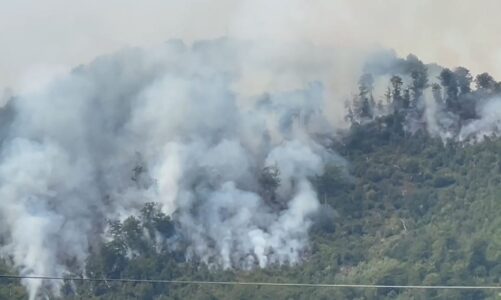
0;38;344;298
356;49;501;143
458;97;501;142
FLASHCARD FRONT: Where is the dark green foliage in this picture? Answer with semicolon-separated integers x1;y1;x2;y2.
26;126;499;300
390;75;404;112
2;127;501;299
454;67;473;95
5;65;501;299
355;73;376;119
439;68;460;112
475;72;496;90
431;83;443;105
347;61;501;142
408;54;428;112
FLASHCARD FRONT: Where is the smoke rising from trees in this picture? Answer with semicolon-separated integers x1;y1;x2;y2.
0;39;345;299
2;36;501;299
347;49;501;142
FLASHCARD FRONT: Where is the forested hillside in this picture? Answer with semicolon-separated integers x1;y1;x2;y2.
2;40;501;300
3;115;501;299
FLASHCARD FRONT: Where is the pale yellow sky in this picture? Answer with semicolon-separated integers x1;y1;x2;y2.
1;0;501;91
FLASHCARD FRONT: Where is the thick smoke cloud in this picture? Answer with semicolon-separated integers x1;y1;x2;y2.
4;35;501;300
0;39;342;298
4;0;501;93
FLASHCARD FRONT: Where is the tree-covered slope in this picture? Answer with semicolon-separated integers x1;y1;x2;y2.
3;41;501;300
3;116;501;300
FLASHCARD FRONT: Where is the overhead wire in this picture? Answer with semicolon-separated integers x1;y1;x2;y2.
1;274;501;290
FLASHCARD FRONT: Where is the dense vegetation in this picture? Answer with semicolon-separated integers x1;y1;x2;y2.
3;55;501;299
348;53;501;141
3;112;501;299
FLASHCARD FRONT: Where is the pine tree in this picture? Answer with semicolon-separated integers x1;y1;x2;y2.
390;75;403;112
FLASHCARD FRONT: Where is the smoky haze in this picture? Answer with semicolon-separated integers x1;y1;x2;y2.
0;39;348;299
1;1;501;299
2;0;501;92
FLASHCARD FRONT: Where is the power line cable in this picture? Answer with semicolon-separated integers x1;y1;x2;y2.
1;274;501;290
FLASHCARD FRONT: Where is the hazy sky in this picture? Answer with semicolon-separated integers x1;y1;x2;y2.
1;0;501;91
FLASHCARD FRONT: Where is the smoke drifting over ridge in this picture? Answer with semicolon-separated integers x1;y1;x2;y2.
4;0;501;93
2;17;501;300
347;48;501;143
0;39;346;298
